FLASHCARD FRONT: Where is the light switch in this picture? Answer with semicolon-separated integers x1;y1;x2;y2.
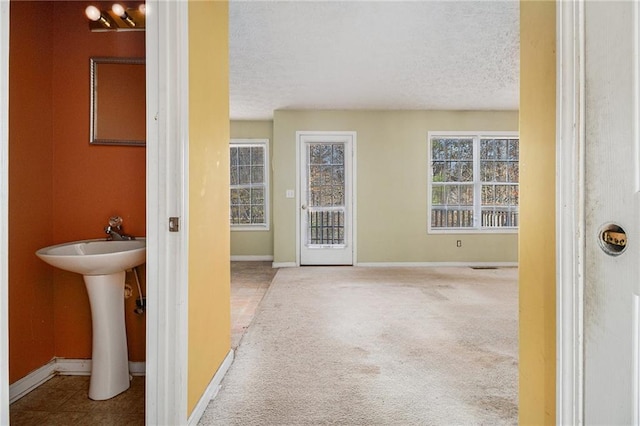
286;190;295;198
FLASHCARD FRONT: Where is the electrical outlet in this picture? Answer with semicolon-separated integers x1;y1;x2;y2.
456;240;462;248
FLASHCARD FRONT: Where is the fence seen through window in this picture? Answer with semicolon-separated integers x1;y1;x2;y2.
430;134;519;231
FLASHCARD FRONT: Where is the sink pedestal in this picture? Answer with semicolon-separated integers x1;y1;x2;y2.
35;238;145;400
83;271;130;400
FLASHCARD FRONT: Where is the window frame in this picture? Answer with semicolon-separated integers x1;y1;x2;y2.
427;131;519;234
230;138;270;231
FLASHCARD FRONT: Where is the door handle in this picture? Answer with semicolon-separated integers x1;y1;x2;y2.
598;224;628;256
602;229;626;247
301;204;307;210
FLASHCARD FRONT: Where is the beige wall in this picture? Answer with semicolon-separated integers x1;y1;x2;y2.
230;121;274;258
187;0;231;416
519;0;556;423
272;110;519;265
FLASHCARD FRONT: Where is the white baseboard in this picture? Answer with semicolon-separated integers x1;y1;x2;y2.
129;361;145;376
270;262;517;268
230;255;274;261
9;359;56;403
9;358;147;403
55;358;145;376
54;358;92;375
356;261;518;268
272;262;297;268
187;349;234;426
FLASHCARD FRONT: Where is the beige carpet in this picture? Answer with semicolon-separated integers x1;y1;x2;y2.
200;266;518;425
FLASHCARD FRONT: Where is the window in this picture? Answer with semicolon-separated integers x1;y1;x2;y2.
428;132;519;233
230;139;269;230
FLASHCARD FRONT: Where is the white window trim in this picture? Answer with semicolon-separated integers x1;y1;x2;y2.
427;130;519;235
230;138;270;231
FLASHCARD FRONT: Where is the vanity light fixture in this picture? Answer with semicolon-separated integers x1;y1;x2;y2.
85;5;113;29
112;3;136;27
85;3;146;32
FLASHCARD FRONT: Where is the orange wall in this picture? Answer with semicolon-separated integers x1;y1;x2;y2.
50;1;146;362
9;1;146;383
8;1;55;383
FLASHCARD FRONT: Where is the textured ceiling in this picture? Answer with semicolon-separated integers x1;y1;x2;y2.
229;1;519;120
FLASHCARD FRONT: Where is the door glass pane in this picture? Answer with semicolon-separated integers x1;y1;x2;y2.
306;143;346;246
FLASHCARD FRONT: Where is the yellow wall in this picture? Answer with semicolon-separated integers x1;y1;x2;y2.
188;0;231;416
519;1;556;423
230;121;274;257
272;110;519;265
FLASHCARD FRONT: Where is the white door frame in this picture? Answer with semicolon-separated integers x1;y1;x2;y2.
296;131;357;266
556;0;585;424
145;0;189;424
0;0;10;424
0;1;190;423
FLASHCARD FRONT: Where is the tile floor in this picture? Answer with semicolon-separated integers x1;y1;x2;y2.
9;261;276;426
230;261;277;348
9;375;144;426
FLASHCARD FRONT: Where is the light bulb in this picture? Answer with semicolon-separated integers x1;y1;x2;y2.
85;5;101;21
112;3;125;17
138;4;146;14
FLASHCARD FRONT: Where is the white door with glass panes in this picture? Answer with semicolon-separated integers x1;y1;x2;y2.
298;132;354;265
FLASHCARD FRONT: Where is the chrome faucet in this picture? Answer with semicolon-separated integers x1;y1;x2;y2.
105;216;135;240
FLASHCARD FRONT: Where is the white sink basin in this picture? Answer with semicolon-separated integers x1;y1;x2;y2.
36;237;146;400
36;238;146;276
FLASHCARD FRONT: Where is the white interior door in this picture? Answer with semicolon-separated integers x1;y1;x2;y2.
584;1;640;423
298;132;354;266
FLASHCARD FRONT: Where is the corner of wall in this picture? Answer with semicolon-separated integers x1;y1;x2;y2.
187;0;231;417
518;1;556;423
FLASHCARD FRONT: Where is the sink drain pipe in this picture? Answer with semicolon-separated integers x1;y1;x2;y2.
133;266;145;314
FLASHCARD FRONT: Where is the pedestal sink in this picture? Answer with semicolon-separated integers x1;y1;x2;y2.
36;239;146;400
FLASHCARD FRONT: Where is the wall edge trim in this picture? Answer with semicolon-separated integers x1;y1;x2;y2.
356;262;518;268
187;349;234;426
231;255;274;262
8;359;56;403
1;2;9;421
272;262;297;268
9;359;147;403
